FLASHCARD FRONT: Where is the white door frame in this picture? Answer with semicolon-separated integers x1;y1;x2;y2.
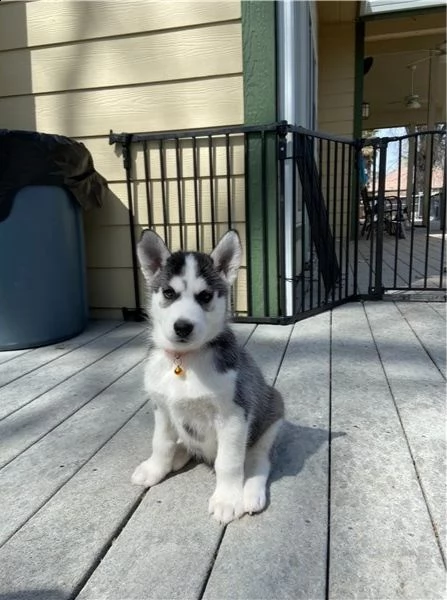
277;0;318;315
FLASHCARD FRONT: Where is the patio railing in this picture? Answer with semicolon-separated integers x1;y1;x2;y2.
109;122;446;323
360;128;446;296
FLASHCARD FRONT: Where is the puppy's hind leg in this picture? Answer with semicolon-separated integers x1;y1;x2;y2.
243;419;283;515
172;442;191;471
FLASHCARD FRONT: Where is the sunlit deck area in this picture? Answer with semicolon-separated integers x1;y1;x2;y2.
0;301;445;600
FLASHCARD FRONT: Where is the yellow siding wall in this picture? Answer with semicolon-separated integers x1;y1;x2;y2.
0;0;244;318
318;22;356;230
318;23;355;138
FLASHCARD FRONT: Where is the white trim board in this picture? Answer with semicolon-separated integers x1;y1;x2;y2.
360;0;445;17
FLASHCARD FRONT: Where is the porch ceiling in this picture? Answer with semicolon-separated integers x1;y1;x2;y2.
363;9;446;130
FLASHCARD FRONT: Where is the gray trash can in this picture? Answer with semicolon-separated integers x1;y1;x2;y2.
0;128;108;350
0;185;88;350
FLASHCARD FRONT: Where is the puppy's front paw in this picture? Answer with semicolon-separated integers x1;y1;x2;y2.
243;479;267;515
131;458;167;488
208;486;244;524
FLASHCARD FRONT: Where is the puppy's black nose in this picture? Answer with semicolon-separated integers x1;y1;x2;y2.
174;319;194;339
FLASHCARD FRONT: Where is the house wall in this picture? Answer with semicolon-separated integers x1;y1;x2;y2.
318;23;356;138
317;22;357;234
0;0;244;318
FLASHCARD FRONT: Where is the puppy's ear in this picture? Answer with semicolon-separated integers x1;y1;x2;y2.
137;230;171;282
210;230;242;285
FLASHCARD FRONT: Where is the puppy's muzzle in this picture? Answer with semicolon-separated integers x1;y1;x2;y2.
174;319;194;340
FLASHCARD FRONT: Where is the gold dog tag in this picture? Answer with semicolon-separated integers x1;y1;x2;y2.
173;355;184;376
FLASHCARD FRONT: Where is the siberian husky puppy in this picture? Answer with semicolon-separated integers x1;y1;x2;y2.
132;229;284;524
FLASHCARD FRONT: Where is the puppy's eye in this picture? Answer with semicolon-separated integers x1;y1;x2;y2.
196;290;213;304
162;288;176;300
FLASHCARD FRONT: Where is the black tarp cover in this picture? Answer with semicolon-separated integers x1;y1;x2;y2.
0;129;108;222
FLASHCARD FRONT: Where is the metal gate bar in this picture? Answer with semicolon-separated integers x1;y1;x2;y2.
359;128;446;298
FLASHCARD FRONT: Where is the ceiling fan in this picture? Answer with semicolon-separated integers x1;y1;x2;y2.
404;65;425;110
387;64;427;110
385;41;445;111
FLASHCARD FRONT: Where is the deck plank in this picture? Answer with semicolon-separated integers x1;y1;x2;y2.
0;307;445;599
430;302;447;319
70;324;293;600
232;322;256;346
411;234;445;271
243;323;293;385
329;303;445;599
0;338;147;547
0;322;143;420
396;302;446;378
0;321;121;388
0;329;147;469
0;347;34;365
383;236;432;276
77;464;221;600
355;249;372;295
356;229;446;292
0;398;151;600
365;301;446;561
357;241;407;292
203;313;331;600
0;323;252;599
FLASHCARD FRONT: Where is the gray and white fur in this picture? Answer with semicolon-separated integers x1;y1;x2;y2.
132;229;284;524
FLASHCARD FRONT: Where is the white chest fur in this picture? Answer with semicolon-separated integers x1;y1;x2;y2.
144;349;238;461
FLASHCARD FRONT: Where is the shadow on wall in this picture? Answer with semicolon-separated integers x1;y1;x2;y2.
62;3;94;138
1;1;243;315
0;1;36;130
61;5;139;313
82;187;144;314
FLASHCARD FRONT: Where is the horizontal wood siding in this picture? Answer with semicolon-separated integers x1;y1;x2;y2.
93;178;246;228
0;1;241;50
318;24;355;138
0;0;244;316
0;77;243;137
318;23;356;230
0;23;242;97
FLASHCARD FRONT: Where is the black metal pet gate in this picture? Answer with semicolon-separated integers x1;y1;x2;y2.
109;123;446;324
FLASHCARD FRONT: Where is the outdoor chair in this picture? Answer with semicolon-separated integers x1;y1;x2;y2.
383;196;408;239
361;189;408;240
360;187;376;239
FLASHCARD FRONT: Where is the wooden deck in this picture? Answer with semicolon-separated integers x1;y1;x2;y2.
0;301;445;600
357;227;446;296
297;229;445;314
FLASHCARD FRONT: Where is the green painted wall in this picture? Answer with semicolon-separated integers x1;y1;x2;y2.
241;1;279;317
